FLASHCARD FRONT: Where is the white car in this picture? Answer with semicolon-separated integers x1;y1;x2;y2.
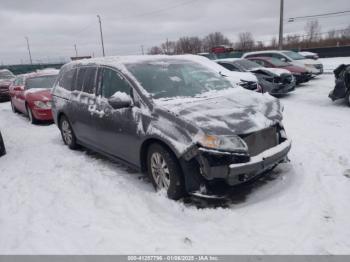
242;50;323;75
193;55;261;92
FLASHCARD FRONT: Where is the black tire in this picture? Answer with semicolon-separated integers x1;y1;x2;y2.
59;115;78;149
10;99;19;113
0;132;6;157
346;91;350;107
147;143;186;200
26;104;37;124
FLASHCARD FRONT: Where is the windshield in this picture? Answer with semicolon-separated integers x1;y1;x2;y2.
0;70;15;80
282;51;305;60
25;75;57;89
233;59;263;70
126;59;234;99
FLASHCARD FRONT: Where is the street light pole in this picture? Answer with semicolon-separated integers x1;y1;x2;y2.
278;0;284;50
97;15;106;56
25;36;33;64
74;44;78;57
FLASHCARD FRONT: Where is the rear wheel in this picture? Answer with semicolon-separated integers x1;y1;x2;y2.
59;116;78;149
147;143;186;200
26;104;37;124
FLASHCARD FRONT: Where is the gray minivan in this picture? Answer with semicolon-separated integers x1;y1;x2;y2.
51;55;291;199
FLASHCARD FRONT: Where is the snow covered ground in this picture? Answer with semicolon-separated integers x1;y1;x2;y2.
0;57;350;255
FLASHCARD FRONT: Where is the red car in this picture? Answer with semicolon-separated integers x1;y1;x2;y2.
247;56;312;84
9;70;58;124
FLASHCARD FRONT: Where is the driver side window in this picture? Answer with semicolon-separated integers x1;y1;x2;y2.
99;68;131;98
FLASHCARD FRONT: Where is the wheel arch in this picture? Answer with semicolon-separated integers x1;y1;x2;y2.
139;137;181;173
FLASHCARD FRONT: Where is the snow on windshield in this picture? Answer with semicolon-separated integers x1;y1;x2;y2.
125;59;234;99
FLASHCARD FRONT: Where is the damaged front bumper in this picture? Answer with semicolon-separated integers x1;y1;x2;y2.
259;78;296;96
195;139;291;186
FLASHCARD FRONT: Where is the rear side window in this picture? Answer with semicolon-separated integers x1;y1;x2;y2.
59;68;76;91
82;67;97;94
76;67;88;91
251;59;266;66
100;68;131;98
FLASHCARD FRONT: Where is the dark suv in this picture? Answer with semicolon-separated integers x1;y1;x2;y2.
52;55;291;199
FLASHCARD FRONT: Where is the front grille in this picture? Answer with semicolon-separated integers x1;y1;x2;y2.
241;126;278;156
240;81;258;91
281;73;292;84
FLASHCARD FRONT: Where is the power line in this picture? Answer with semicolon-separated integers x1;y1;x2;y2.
288;10;350;22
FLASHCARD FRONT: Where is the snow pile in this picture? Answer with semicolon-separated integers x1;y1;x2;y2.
111;91;132;102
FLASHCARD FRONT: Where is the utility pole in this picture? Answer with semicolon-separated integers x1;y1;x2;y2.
97;15;106;56
25;36;33;64
74;44;78;57
141;45;144;55
278;0;284;50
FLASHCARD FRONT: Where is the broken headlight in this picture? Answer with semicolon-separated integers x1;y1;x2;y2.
198;134;248;152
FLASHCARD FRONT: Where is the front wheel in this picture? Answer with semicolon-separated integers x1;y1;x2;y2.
26;104;37;124
59;116;78;149
147;143;186;200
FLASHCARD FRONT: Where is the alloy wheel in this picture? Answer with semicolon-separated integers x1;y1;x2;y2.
150;152;171;190
61;120;73;145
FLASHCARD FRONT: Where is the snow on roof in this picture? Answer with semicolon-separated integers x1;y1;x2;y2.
214;58;241;62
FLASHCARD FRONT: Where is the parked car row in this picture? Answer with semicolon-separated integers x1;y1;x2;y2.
198;49;323;96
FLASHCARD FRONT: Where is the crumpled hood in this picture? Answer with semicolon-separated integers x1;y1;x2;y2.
25;89;52;101
257;67;291;76
157;88;283;136
226;71;258;82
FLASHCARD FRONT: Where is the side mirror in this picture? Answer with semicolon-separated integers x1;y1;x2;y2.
280;57;287;62
108;92;133;109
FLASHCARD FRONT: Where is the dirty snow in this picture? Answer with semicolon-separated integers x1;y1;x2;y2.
0;57;350;254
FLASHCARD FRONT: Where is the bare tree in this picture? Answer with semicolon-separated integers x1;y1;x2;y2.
340;25;350;39
175;36;202;54
148;46;163;55
161;40;176;55
270;37;278;48
304;20;322;42
327;29;337;39
284;34;300;48
202;32;231;51
235;32;255;51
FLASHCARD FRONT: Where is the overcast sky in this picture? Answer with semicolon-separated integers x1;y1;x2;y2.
0;0;349;65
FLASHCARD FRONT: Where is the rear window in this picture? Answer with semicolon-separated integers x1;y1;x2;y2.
26;75;57;89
